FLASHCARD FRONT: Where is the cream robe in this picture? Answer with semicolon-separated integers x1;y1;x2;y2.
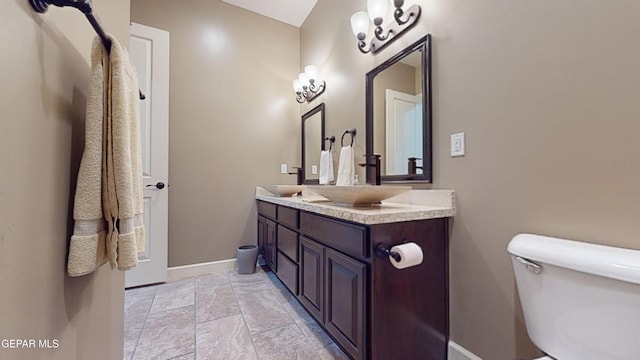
67;36;145;277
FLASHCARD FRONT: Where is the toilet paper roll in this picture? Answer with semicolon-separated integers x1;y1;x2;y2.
390;242;423;269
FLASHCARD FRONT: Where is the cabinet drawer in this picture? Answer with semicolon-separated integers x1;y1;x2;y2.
277;251;298;295
300;212;368;259
278;206;299;229
257;201;277;220
278;225;298;262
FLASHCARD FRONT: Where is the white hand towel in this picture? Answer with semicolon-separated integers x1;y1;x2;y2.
336;146;355;186
319;149;335;185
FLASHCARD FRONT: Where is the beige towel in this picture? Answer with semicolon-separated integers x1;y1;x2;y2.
67;36;145;277
336;146;355;186
67;38;110;277
104;34;145;271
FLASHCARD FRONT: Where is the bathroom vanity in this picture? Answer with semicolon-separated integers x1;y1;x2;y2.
255;188;455;360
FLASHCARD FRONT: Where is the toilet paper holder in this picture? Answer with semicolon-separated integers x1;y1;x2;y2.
376;244;402;262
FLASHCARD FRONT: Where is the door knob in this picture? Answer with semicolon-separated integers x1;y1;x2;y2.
146;182;166;190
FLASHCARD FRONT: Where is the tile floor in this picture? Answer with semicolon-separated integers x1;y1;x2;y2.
124;267;349;360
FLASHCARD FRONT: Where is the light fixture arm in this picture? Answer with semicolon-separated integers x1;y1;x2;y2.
358;40;372;54
293;76;326;103
351;3;422;54
373;26;389;41
394;3;419;25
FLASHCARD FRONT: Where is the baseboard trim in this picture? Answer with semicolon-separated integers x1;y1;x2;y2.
449;341;483;360
167;258;237;281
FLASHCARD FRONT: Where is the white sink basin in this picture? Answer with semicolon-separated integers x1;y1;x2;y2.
262;185;306;197
307;185;411;206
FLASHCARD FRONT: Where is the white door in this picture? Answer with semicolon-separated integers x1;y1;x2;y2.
385;89;422;175
126;23;170;288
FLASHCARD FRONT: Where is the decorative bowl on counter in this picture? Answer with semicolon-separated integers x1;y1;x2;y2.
307;185;411;206
261;185;306;197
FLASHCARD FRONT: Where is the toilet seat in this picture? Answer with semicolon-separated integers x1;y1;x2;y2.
534;357;554;360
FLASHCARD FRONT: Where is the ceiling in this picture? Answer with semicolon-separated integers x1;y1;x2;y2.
221;0;318;27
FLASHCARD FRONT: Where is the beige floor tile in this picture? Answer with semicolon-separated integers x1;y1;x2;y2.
126;270;346;360
264;272;297;303
251;323;321;360
282;300;314;324
126;285;158;303
297;319;335;350
196;315;258;360
124;313;147;360
133;306;195;360
317;343;351;360
236;290;293;334
150;278;195;314
195;284;240;323
169;354;194;360
195;272;230;288
227;270;266;286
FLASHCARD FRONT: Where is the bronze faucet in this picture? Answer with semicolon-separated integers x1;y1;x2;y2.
408;157;423;176
358;154;381;185
288;167;303;185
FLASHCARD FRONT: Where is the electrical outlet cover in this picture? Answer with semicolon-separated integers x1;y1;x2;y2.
451;133;465;157
280;164;287;173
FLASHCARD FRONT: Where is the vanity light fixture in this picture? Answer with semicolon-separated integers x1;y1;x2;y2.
350;0;421;54
293;65;326;103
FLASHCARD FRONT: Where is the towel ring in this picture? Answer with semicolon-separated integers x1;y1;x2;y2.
341;129;356;147
324;136;335;151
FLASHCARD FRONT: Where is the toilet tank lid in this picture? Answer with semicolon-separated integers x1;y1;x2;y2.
508;233;640;285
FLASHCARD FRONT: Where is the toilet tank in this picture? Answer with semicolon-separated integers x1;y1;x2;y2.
508;234;640;360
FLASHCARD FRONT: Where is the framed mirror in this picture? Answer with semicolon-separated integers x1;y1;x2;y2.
301;103;325;184
365;34;432;183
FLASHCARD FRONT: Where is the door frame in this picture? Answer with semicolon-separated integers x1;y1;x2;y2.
125;22;170;288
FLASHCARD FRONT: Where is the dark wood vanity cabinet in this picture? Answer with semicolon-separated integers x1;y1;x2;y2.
299;234;367;360
256;200;449;360
258;201;301;295
257;218;276;271
325;247;367;360
276;225;299;294
257;202;277;271
299;236;324;322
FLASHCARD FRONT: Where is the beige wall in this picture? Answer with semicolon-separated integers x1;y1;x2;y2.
301;0;640;359
0;1;129;359
130;0;300;267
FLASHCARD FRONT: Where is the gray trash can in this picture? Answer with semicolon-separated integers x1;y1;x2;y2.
237;245;259;274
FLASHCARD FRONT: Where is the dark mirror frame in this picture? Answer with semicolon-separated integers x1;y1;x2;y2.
365;34;432;183
301;103;325;184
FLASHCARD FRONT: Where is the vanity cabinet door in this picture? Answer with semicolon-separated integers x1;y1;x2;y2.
299;236;324;323
264;219;277;271
276;251;298;295
257;215;266;256
325;248;367;360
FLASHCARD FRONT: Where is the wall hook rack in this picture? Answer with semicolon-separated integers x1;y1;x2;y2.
341;129;356;147
324;136;335;151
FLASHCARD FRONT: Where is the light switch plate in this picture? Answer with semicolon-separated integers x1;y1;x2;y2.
312;165;318;175
280;164;287;174
451;132;465;157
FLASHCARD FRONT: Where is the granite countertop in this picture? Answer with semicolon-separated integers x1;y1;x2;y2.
255;187;455;225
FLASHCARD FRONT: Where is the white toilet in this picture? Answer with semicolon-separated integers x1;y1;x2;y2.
508;233;640;360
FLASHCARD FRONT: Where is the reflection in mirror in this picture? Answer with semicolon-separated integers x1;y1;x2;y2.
366;35;432;183
302;103;325;184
